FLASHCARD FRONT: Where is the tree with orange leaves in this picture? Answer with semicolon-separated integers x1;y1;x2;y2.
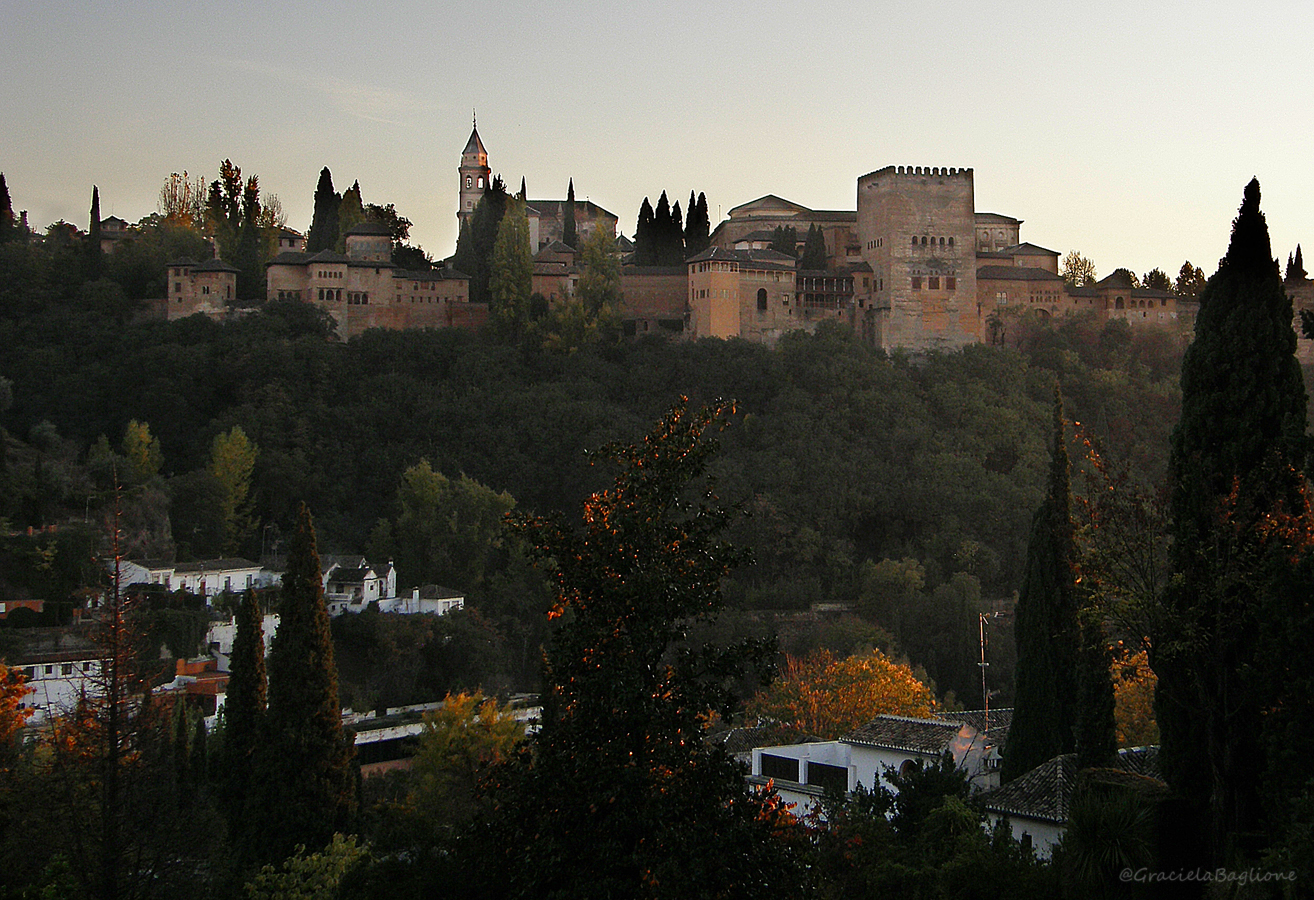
747;648;936;740
0;663;32;758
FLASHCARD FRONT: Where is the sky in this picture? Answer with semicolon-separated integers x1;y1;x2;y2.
3;0;1313;280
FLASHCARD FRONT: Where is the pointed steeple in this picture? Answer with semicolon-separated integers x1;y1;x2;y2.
458;112;492;226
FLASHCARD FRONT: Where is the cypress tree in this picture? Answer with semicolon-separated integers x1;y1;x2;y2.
684;190;711;257
224;589;266;821
1161;178;1308;861
800;223;827;269
667;198;685;265
634;197;655;266
562;178;577;248
462;175;509;305
257;504;355;865
306;167;340;253
653;191;673;265
86;185;103;280
0;173;14;244
1073;615;1118;770
1002;388;1079;781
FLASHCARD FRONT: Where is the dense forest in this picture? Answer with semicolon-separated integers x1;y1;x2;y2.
0;208;1188;707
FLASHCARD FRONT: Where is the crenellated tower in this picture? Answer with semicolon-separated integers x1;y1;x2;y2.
458;114;491;226
857;165;978;351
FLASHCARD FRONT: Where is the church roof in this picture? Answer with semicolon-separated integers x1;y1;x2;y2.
462;126;486;157
526;198;618;221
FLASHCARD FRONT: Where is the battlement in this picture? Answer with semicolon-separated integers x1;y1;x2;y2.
859;165;973;184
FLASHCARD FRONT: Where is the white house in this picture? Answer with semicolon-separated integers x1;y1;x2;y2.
323;559;397;616
12;651;103;724
379;585;464;616
120;558;265;602
748;710;1010;818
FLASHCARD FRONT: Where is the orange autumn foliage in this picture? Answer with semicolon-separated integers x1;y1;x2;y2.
1111;645;1159;748
0;664;32;748
747;648;936;740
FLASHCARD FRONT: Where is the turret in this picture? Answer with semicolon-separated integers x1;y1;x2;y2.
458;114;491;226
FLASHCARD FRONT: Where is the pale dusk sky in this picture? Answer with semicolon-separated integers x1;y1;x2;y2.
3;0;1311;280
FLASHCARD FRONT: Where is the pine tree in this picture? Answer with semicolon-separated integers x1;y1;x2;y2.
1161;178;1308;862
305;167;341;253
256;504;355;866
86;185;103;280
470;402;805;897
800;223;827;269
562;178;577;248
1002;389;1079;781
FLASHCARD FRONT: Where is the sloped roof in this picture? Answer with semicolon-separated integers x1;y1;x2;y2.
936;708;1013;741
685;247;797;270
173;558;260;573
976;212;1021;225
306;250;352;264
841;715;966;755
999;242;1058;257
977;265;1065;282
344;222;393;237
193;258;238;273
327;567;371;584
980;746;1163;824
462;126;486;157
526;198;617;221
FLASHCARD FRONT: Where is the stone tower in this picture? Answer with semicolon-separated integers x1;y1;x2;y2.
857;165;978;351
458;115;491;227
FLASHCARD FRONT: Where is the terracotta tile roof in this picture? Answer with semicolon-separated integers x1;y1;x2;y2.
936;707;1013;741
977;265;1065;282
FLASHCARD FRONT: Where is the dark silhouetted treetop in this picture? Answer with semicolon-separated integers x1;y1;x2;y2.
562;178;576;249
306;167;341;254
800;223;827;270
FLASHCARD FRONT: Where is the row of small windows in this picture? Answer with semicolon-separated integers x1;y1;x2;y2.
866;238;884;249
912;236;954;248
910;276;957;291
276;290;303;301
22;661;97;679
465;175;486;190
319;288;342;302
316;269;343;279
347;292;370;305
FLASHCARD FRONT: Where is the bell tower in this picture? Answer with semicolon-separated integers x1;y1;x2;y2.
458;113;491;226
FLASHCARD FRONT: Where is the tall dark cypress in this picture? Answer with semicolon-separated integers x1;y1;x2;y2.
305;167;340;253
224;590;266;813
1161;178;1308;863
668;198;685;265
684;190;710;257
563;178;577;248
653;191;673;265
86;185;103;280
635;197;655;266
0;173;15;244
1073;615;1118;770
257;505;355;864
800;224;828;269
1002;388;1079;781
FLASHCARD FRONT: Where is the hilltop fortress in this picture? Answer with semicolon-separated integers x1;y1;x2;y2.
166;124;1193;347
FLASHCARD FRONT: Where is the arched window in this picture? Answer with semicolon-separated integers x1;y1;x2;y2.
948;237;954;247
757;288;768;311
1115;297;1124;309
466;176;472;189
899;759;918;777
921;236;928;246
477;176;485;189
939;237;945;247
911;237;918;246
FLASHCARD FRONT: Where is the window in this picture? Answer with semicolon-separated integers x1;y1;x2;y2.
757;288;768;311
921;236;928;246
911;237;918;246
911;276;922;290
760;754;800;782
948;237;954;247
807;762;848;795
62;664;73;675
477;176;485;189
928;276;940;290
946;276;956;290
466;176;472;189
